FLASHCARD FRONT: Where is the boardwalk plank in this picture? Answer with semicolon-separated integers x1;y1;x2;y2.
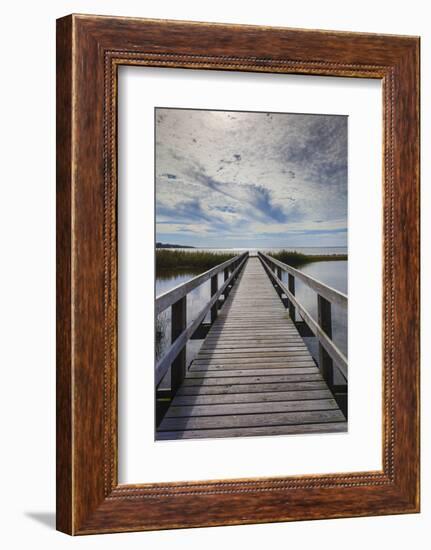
196;351;311;359
190;362;316;371
175;381;330;395
192;356;316;366
156;422;348;440
201;342;306;349
158;409;345;431
185;367;319;378
181;374;322;386
171;389;333;406
165;398;339;418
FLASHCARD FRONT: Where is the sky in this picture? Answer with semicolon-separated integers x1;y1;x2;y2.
155;108;347;249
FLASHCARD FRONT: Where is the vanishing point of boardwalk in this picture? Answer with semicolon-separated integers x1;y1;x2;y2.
156;254;348;440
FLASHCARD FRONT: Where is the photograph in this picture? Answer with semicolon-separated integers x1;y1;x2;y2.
154;107;348;440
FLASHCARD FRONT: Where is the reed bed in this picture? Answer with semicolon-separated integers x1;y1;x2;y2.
156;249;236;271
268;250;347;268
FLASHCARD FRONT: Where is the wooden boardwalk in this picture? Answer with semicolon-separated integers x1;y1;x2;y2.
156;257;347;440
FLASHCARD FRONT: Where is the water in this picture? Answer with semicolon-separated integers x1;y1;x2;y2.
280;261;347;384
170;246;347;256
156;268;227;385
155;249;348;386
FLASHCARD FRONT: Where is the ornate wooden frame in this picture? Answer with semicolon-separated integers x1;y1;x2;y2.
56;14;420;534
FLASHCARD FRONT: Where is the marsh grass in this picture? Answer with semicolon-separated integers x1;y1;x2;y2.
156;249;236;271
268;250;347;268
156;248;347;271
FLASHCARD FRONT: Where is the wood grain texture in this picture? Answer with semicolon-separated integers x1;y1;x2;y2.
56;16;73;535
56;14;420;535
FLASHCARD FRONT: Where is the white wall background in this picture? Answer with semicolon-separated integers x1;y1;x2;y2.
0;0;427;548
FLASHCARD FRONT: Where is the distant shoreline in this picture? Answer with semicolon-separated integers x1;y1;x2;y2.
156;242;195;249
155;244;347;251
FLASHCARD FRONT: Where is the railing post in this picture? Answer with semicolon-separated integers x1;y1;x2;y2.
171;296;186;394
233;257;240;282
317;294;334;387
223;267;229;299
274;266;283;296
288;273;295;321
211;274;218;323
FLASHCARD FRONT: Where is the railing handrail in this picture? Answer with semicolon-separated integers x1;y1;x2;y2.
258;251;347;309
258;251;348;381
156;252;248;315
155;253;249;386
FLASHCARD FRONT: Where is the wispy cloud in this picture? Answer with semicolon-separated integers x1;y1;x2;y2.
155;108;347;248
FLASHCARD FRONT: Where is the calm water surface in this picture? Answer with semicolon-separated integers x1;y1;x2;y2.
156;269;227;384
281;261;347;383
173;246;347;255
155;251;348;385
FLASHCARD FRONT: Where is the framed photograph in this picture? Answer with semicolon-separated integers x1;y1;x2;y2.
56;14;420;534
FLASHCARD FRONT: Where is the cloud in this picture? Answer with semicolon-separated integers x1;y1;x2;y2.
212;205;237;213
155;108;347;247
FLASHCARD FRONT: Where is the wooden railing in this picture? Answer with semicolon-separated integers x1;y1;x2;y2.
258;251;348;408
155;252;249;393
